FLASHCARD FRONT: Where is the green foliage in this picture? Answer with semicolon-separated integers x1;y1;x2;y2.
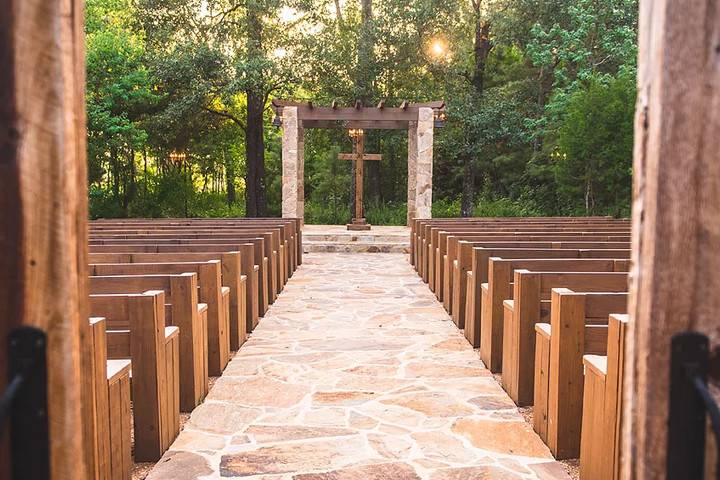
554;71;635;216
85;0;638;221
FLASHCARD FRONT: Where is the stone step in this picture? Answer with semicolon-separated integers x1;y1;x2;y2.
303;242;410;254
303;234;409;243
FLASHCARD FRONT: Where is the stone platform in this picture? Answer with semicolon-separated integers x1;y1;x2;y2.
303;225;410;253
148;253;570;480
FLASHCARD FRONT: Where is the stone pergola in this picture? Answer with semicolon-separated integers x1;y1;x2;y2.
271;100;445;225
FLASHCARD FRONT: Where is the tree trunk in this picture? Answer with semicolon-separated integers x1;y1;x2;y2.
224;150;236;205
461;158;475;217
244;8;266;217
473;19;492;93
468;7;491;218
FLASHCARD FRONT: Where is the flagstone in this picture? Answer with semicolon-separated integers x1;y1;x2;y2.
313;390;378;406
246;425;356;443
219;437;369;476
187;402;263;435
146;451;213;480
292;462;421;480
428;465;524;480
404;362;487;378
367;433;414;459
451;418;552;458
348;411;379;429
149;253;566;479
210;376;310;407
410;431;478;463
381;391;475;417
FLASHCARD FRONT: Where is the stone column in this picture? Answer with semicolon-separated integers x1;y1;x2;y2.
414;107;434;220
407;121;418;225
296;126;305;223
281;107;303;221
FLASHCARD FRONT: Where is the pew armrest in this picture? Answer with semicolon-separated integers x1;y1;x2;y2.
583;354;607;376
107;359;131;383
165;326;179;342
535;322;551;339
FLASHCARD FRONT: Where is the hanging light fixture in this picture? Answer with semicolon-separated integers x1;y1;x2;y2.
272;115;282;127
434;111;446;128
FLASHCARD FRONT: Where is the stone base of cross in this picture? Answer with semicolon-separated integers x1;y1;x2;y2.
339;129;381;231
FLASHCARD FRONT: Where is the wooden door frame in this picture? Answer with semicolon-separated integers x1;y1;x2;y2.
0;1;92;479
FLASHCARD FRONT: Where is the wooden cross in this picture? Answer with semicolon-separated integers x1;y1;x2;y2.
338;129;381;230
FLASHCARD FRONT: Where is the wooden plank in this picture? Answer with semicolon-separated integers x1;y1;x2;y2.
580;355;606;479
624;1;720;478
0;0;90;477
533;323;552;443
90;318;111;480
129;293;167;461
338;153;382;161
547;288;586;459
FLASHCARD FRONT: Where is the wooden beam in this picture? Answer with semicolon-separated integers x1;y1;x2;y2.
623;1;720;479
338;153;382;161
410;100;445;109
302;120;409;129
0;1;91;479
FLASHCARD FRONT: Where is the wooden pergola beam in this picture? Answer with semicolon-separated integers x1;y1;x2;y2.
270;99;445;127
302;120;410;130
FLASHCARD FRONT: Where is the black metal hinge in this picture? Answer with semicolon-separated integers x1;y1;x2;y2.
0;327;49;480
668;331;720;480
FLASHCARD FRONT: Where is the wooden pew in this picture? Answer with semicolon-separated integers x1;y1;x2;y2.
442;233;629;311
89;317;132;480
411;217;629;274
438;231;630;305
89;273;207;412
579;314;628;480
462;248;630;342
500;271;628;406
88;244;261;333
433;230;630;301
89;230;282;301
90;292;180;462
89;237;270;315
478;258;630;372
90;217;302;273
454;241;629;328
532;289;627;459
89;252;247;350
430;229;630;295
89;261;230;376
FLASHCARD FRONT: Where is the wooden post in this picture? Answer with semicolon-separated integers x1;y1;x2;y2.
0;1;91;479
355;133;364;221
339;130;380;231
623;0;720;478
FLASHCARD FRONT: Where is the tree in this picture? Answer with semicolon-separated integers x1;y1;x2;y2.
555;71;635;215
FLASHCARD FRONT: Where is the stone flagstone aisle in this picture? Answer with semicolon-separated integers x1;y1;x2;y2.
148;253;569;480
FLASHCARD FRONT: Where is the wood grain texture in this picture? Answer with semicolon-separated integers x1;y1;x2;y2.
0;0;90;478
624;1;720;478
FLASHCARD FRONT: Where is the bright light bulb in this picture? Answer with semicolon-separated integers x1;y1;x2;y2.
432;41;445;56
273;48;287;59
